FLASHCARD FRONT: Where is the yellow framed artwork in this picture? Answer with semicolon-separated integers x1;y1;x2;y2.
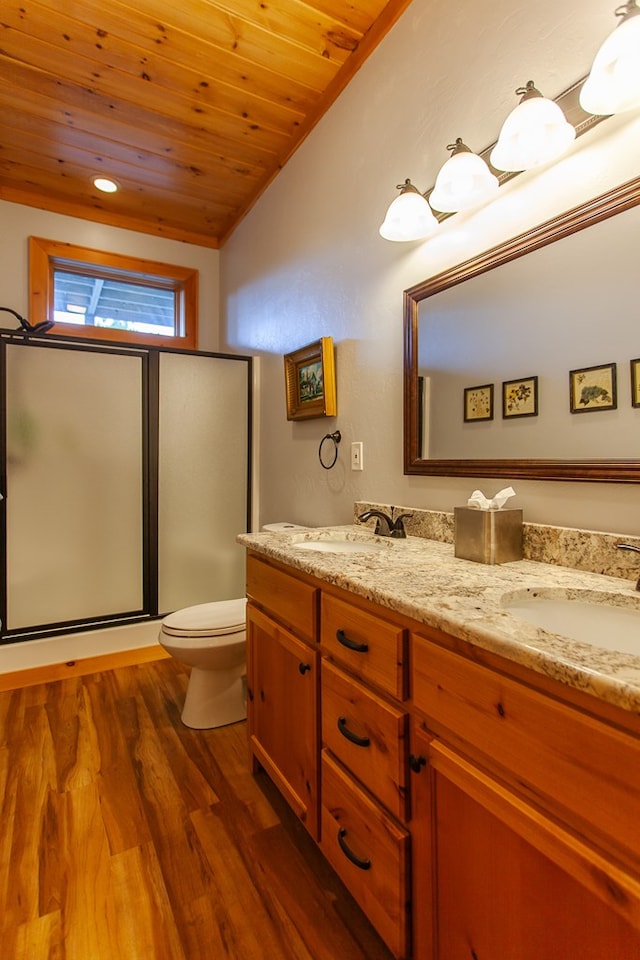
284;337;337;421
631;358;640;408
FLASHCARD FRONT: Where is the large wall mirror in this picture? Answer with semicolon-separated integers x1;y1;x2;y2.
404;175;640;483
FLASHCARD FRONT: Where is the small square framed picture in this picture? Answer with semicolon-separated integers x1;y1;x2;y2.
502;376;538;419
631;358;640;408
464;383;494;422
569;362;617;413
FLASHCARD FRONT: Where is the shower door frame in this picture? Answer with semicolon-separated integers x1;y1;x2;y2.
0;329;252;645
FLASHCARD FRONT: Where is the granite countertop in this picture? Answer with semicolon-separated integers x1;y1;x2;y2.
237;525;640;715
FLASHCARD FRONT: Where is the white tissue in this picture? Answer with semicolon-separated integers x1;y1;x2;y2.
467;486;516;510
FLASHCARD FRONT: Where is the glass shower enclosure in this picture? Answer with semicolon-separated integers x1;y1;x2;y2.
0;334;251;643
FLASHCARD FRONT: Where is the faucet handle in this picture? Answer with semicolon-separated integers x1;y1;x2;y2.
616;542;640;591
390;512;412;538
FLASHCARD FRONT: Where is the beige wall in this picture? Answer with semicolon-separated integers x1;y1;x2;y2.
0;201;220;351
220;0;640;537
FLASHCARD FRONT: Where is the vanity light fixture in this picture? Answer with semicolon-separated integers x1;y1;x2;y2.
378;21;637;245
580;1;640;115
92;176;119;194
429;138;499;213
379;178;438;241
489;81;576;173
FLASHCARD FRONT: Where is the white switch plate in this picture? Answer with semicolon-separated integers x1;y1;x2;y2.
351;441;363;471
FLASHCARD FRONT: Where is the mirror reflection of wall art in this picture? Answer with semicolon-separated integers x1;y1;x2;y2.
570;362;617;413
464;383;494;422
284;337;337;421
631;358;640;408
503;376;538;419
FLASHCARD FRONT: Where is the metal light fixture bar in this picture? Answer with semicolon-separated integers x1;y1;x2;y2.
427;75;606;223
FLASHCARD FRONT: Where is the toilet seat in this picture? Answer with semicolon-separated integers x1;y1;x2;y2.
160;598;246;638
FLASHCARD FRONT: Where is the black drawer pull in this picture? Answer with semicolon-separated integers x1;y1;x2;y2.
336;628;368;653
298;662;311;675
337;716;370;748
337;828;371;870
409;753;427;773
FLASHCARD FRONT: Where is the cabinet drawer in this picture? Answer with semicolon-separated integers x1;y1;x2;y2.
246;554;318;643
320;750;410;959
321;593;407;699
412;634;640;870
322;660;408;821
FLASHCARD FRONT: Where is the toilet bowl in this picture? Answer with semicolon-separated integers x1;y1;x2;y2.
158;598;247;729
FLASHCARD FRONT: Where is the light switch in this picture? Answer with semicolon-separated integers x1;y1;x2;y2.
351;441;363;471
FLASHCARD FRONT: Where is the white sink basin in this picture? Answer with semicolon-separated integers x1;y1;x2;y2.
504;593;640;656
293;539;388;555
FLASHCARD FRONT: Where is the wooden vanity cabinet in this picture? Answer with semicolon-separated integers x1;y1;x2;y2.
246;554;320;839
410;628;640;960
245;548;640;960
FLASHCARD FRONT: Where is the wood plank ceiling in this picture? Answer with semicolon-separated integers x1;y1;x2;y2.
0;0;413;248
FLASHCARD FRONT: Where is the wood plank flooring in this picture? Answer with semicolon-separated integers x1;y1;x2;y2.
0;657;394;960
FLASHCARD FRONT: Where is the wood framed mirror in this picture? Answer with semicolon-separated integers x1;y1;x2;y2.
404;174;640;483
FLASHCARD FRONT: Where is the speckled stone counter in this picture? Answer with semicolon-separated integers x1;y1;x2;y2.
237;525;640;715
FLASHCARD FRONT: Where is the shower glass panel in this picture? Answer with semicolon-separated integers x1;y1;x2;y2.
5;343;144;630
157;352;249;613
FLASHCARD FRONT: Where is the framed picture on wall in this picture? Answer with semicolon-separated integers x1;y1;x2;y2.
631;358;640;408
569;362;617;413
284;337;337;420
463;383;494;422
502;376;538;419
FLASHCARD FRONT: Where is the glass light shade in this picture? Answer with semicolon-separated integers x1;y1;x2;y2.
579;6;640;115
429;151;499;213
379;190;437;241
490;95;576;172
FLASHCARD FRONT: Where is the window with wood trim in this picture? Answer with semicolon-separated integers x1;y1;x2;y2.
29;237;198;349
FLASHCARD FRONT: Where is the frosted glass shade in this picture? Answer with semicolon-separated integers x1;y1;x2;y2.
429;151;499;213
490;95;575;172
379;190;437;241
580;8;640;115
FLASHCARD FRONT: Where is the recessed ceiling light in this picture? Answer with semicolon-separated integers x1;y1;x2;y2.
92;176;119;193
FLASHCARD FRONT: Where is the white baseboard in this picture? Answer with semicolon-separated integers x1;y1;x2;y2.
0;620;162;674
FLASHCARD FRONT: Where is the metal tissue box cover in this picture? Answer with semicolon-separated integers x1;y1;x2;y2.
454;507;523;565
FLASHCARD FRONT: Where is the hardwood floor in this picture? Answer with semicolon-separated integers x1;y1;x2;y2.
0;656;394;960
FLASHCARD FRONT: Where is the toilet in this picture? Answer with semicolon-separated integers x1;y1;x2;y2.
159;524;308;729
158;597;247;729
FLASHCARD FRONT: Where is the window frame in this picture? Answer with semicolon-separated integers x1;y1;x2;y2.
29;236;198;349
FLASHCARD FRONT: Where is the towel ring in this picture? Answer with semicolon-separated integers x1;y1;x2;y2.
319;430;341;469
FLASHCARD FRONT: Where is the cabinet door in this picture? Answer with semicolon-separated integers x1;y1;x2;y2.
429;740;640;960
412;633;640;871
247;602;319;839
410;723;434;960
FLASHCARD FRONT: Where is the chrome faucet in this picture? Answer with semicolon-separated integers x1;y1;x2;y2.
616;542;640;591
358;508;412;539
